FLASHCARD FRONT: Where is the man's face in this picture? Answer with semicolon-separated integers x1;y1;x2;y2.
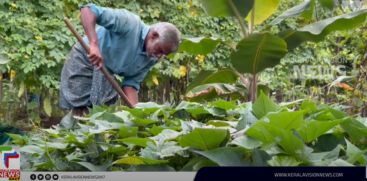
146;33;173;60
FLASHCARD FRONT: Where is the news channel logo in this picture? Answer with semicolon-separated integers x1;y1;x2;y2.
0;146;20;181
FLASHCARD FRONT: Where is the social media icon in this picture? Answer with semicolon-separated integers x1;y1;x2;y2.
30;174;36;180
52;174;59;180
38;174;44;180
45;174;51;180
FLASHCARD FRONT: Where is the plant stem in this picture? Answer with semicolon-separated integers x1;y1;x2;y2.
249;2;257;102
227;0;248;37
251;74;257;102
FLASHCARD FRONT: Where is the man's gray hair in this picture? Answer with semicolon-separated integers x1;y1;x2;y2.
150;22;181;52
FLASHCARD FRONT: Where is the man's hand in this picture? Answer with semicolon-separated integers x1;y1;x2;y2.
88;43;103;69
122;86;138;106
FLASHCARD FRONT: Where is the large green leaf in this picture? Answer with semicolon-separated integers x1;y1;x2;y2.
140;141;187;159
230;135;261;149
297;119;344;143
178;37;220;55
131;118;158;126
86;120;124;134
178;128;228;150
345;139;366;165
185;83;245;102
340;118;367;145
251;149;271;166
271;127;306;157
314;134;345;152
199;0;254;18
231;33;288;74
268;111;304;130
246;121;275;144
270;0;314;25
300;99;318;114
45;141;68;150
208;100;237;111
280;9;367;51
235;104;258;130
90;111;125;123
151;129;182;142
307;145;341;165
267;155;301;166
119;126;138;138
246;121;306;157
60;111;76;129
186;69;239;92
246;0;281;25
252;92;279;118
118;137;154;147
7;133;27;146
175;101;225;118
194;147;250;166
20;145;44;155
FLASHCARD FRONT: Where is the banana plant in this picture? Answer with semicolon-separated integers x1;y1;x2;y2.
181;0;367;102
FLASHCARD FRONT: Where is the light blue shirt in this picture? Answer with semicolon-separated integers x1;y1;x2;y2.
80;3;156;91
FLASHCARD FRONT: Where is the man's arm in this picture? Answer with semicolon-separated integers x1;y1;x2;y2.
122;86;138;106
80;7;103;69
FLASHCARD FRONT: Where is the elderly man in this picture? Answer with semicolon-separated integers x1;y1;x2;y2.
59;4;181;115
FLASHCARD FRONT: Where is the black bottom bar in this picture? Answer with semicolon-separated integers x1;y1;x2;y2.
195;167;366;181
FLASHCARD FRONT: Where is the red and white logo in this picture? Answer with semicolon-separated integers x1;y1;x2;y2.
0;146;20;181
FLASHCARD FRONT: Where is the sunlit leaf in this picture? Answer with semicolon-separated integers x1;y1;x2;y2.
297;119;344;143
252;92;279;118
179;37;220;55
280;9;367;51
246;0;281;25
43;97;52;117
178;128;228;150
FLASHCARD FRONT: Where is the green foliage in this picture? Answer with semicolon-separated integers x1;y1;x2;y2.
2;0;367;172
187;0;367;103
12;97;367;171
199;0;254;18
178;37;220;55
246;0;281;25
252;92;279;118
231;33;288;74
0;0;75;90
271;0;316;25
178;128;229;150
185;83;246;102
280;9;367;51
186;69;239;92
0;0;241;115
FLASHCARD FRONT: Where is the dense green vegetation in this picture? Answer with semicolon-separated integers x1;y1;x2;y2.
15;96;367;170
1;0;367;170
